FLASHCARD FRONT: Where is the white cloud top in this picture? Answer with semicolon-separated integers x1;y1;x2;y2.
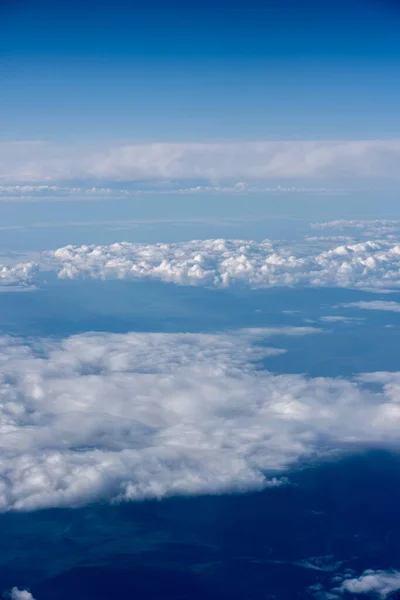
0;328;400;512
4;237;400;292
0;262;36;288
48;238;400;291
1;140;400;183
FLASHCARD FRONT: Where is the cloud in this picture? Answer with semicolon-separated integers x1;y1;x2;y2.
0;182;341;201
0;262;37;288
1;140;400;183
47;238;400;291
6;590;35;600
319;316;364;323
311;220;400;239
340;300;400;312
5;237;400;292
1;328;400;511
312;220;400;230
314;570;400;598
336;571;400;597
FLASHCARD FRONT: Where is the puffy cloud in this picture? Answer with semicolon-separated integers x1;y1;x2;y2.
47;238;400;291
315;570;400;598
5;237;400;292
1;328;400;511
337;570;400;597
0;262;37;288
1;140;400;183
340;300;400;313
8;589;35;600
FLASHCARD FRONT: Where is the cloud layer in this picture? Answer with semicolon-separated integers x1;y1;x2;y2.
1;140;400;183
4;237;400;292
1;328;400;512
0;182;340;201
48;238;400;291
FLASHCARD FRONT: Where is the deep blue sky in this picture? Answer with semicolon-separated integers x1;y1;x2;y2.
1;0;400;142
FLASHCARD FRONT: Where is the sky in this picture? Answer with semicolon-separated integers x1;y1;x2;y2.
1;0;400;145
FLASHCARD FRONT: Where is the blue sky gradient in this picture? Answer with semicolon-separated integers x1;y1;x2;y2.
2;0;400;142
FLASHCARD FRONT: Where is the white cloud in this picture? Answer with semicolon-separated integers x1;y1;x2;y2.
47;238;400;291
0;182;341;201
316;570;400;599
319;316;364;323
337;570;400;597
6;237;400;292
1;139;400;183
311;220;400;239
9;589;36;600
0;262;37;288
1;328;400;512
340;300;400;312
305;236;355;243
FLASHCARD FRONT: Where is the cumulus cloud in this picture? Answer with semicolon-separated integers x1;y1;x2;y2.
0;262;37;288
47;238;400;291
7;589;36;600
1;328;400;511
314;570;400;598
6;237;400;292
1;140;400;183
336;570;400;597
340;300;400;313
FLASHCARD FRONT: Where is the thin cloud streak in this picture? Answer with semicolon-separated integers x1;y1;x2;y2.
1;140;400;183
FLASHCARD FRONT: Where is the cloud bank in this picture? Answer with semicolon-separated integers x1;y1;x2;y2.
4;237;400;292
48;238;400;291
1;329;400;511
0;182;340;201
311;220;400;239
1;140;400;183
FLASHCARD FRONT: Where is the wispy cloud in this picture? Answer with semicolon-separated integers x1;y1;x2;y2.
311;219;400;239
319;316;364;323
339;300;400;312
1;139;400;183
0;181;342;201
